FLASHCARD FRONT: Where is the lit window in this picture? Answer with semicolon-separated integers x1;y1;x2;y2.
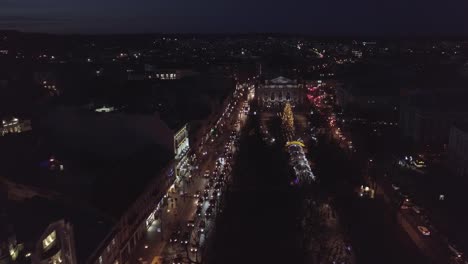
50;250;62;264
99;256;103;264
112;239;116;245
42;230;57;250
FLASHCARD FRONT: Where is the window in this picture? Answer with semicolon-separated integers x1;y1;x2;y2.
42;231;57;250
99;256;103;264
112;239;116;246
270;93;274;101
50;250;62;264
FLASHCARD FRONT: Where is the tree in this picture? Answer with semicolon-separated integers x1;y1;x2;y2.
282;103;295;141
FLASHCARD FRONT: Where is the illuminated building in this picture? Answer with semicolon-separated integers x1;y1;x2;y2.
0;196;79;264
144;65;199;80
94;106;116;113
352;50;363;58
33;220;77;264
174;124;191;182
1;118;32;136
256;76;305;109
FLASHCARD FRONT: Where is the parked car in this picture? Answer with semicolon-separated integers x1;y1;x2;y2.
180;232;190;244
169;231;181;243
187;220;195;228
199;220;206;233
417;226;431;236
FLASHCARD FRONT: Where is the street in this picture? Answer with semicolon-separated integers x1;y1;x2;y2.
128;84;251;264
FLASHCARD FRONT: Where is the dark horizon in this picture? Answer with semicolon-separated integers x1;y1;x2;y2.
1;0;468;36
3;29;468;40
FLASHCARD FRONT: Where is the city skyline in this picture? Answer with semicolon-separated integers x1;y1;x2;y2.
1;0;468;35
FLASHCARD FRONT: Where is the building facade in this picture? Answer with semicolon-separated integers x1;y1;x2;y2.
448;124;468;177
33;220;77;264
144;65;198;80
87;124;190;264
335;85;398;112
87;162;175;264
174;124;191;184
400;103;468;145
256;76;305;109
1;118;32;136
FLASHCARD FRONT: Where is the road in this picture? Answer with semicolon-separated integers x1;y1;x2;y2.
128;84;251;264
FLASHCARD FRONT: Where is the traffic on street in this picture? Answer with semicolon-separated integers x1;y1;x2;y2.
130;83;252;264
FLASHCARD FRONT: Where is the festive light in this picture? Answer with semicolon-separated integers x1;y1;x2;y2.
281;103;295;141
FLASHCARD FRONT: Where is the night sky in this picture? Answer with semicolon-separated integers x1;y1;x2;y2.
1;0;467;35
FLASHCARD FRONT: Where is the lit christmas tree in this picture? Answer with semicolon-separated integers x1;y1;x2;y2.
281;103;295;140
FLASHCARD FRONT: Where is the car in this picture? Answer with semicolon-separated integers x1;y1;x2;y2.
449;244;463;259
206;181;213;189
180;232;190;244
208;178;215;186
187;220;195;228
190;244;199;252
209;198;216;206
171;257;183;264
417;226;431;236
203;192;209;199
205;207;213;217
204;170;210;178
412;206;422;214
199;220;206;233
197;197;204;207
169;231;180;243
193;191;201;198
196;207;202;217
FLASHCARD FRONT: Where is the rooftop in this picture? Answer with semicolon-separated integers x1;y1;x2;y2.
8;197;113;263
0;114;173;262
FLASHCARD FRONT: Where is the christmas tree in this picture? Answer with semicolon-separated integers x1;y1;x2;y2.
281;103;295;140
